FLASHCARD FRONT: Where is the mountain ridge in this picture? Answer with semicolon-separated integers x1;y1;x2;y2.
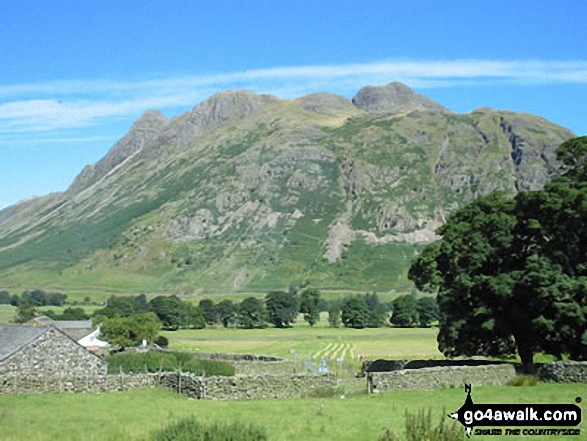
0;82;575;294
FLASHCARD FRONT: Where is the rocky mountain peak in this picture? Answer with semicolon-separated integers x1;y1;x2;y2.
352;82;448;112
131;109;169;131
165;90;278;146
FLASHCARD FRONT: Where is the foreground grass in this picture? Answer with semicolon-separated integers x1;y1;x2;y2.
0;384;584;441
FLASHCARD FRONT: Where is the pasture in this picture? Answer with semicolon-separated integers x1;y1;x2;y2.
162;315;442;362
0;384;584;441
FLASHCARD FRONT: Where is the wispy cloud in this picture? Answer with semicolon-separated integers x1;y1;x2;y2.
1;59;586;135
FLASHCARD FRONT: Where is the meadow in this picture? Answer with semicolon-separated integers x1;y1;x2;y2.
0;384;584;441
162;323;441;363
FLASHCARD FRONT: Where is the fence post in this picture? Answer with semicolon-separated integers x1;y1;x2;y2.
178;366;182;395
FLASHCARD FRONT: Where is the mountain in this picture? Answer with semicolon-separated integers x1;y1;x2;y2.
0;83;574;295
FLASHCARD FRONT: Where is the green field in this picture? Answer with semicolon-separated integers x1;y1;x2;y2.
0;384;584;441
162;321;442;362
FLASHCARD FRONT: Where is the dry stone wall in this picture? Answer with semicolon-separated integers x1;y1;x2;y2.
539;361;587;383
234;360;306;376
0;373;159;394
160;373;337;400
1;371;336;400
0;328;106;376
369;364;515;393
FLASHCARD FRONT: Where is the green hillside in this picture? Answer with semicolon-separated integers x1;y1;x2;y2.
0;84;574;295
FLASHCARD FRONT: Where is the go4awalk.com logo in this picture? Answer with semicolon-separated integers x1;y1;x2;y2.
448;385;582;437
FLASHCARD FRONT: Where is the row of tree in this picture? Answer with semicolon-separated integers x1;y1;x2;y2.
93;290;441;335
0;289;67;307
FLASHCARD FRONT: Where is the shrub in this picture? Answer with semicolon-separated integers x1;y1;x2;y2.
154;336;169;348
307;386;345;398
378;408;463;441
148;416;267;441
507;374;539;387
105;352;235;376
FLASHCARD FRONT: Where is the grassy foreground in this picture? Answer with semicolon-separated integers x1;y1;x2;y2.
0;384;584;441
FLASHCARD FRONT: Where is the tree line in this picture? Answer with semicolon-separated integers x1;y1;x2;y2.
91;289;441;348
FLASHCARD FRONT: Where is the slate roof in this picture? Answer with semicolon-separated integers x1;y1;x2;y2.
27;317;93;341
0;325;48;362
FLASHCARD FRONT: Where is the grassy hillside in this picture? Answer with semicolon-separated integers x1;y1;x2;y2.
0;86;574;295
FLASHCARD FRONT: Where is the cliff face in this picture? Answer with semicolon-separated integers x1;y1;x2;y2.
0;83;574;293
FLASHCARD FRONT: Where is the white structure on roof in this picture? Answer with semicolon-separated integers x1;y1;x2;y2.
77;326;109;349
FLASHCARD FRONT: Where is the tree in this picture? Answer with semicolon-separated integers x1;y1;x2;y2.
149;295;187;330
199;299;217;325
341;295;370;329
237;297;267;329
131;294;152;313
0;290;11;305
21;289;47;306
57;307;89;320
409;138;587;367
265;291;298;328
14;302;36;323
216;300;237;328
94;295;135;318
100;312;161;348
46;292;67;306
364;293;388;328
187;304;206;329
299;288;321;326
327;303;341;328
416;297;440;327
390;295;419;327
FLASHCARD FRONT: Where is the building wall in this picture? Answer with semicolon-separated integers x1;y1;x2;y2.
0;328;107;376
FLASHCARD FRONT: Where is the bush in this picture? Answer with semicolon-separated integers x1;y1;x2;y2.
154;336;169;348
105;351;235;376
507;374;539;387
149;416;267;441
307;386;346;398
378;409;463;441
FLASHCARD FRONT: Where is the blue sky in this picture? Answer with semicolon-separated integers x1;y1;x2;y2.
1;0;586;209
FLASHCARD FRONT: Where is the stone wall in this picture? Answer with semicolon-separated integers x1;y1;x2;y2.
369;364;515;393
0;373;159;395
194;352;282;362
1;371;336;400
234;360;306;376
0;328;107;376
159;373;337;400
539;361;587;383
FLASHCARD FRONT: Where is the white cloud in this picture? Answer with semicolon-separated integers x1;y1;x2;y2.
1;59;586;135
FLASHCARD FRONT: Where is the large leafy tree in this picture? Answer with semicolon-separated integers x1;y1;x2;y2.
149;295;187;330
299;288;321;326
216;300;238;328
390;295;419;327
416;297;441;328
100;312;161;348
341;295;370;329
328;303;341;328
237;297;267;329
265;291;298;328
199;299;218;325
409;137;587;367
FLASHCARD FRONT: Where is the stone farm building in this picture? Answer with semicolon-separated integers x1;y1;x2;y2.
0;324;107;376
